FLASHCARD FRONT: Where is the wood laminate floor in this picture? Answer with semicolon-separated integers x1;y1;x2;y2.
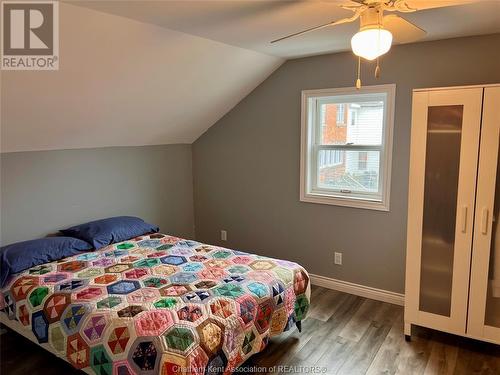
1;286;499;374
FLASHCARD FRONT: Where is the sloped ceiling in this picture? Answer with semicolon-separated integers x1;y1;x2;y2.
0;2;283;153
71;0;500;58
3;1;499;153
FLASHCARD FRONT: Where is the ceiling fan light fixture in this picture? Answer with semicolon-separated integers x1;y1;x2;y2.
351;27;393;61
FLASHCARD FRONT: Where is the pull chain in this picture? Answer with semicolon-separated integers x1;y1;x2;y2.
375;10;381;79
356;56;361;89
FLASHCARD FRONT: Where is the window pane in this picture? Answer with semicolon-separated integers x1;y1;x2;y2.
317;150;380;193
320;101;384;146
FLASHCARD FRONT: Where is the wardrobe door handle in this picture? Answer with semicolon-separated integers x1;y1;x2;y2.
460;205;468;233
481;208;489;235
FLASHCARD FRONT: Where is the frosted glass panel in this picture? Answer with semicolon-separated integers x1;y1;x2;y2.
419;105;464;316
485;141;500;328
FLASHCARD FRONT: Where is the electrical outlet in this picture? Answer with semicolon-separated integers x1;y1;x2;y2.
220;230;227;241
334;252;342;265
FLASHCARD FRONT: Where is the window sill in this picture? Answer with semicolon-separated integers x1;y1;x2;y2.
300;192;390;211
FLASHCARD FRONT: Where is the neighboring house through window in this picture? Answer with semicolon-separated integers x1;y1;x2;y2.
336;104;346;125
358;151;368;170
300;84;395;211
349;108;358;126
319;149;344;168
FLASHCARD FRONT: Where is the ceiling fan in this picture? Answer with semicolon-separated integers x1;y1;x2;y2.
271;0;477;87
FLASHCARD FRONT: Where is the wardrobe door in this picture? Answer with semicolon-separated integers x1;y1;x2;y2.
468;86;500;344
405;88;482;335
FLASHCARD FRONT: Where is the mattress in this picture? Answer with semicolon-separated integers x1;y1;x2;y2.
0;233;310;374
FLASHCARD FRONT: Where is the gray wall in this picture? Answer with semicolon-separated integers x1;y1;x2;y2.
0;144;194;245
193;34;500;294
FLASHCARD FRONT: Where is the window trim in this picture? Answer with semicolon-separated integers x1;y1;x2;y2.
300;84;396;211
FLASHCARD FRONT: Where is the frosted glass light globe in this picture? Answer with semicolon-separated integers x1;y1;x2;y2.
351;28;393;61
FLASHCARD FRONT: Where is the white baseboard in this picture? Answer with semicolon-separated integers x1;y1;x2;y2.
310;273;405;306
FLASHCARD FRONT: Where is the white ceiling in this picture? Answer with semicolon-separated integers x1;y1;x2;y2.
1;2;282;152
71;0;500;58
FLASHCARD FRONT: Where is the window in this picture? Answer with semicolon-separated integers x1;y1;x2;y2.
319;149;344;168
358;151;368;170
336;104;345;125
300;84;395;211
349;109;358;126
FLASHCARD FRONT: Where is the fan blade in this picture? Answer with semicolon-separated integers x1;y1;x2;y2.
393;0;478;12
271;20;344;43
383;14;426;43
270;8;363;43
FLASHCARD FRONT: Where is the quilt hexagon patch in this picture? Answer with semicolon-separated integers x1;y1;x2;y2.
82;313;109;344
62;303;90;335
90;345;113;375
43;292;70;323
31;310;49;342
49;323;66;354
106;324;133;356
135;310;174;336
162;326;196;355
67;333;90;369
28;286;49;308
129;338;161;373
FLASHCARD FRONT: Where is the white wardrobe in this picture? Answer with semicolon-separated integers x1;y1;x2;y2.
405;84;500;345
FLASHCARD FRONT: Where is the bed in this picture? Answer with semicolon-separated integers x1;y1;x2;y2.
0;233;310;374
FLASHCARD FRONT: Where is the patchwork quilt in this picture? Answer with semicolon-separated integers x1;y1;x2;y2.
0;233;310;375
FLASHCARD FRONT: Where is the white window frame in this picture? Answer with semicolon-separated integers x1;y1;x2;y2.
300;84;395;211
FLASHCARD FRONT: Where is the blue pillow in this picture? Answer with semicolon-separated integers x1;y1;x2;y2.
0;237;92;288
60;216;159;249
